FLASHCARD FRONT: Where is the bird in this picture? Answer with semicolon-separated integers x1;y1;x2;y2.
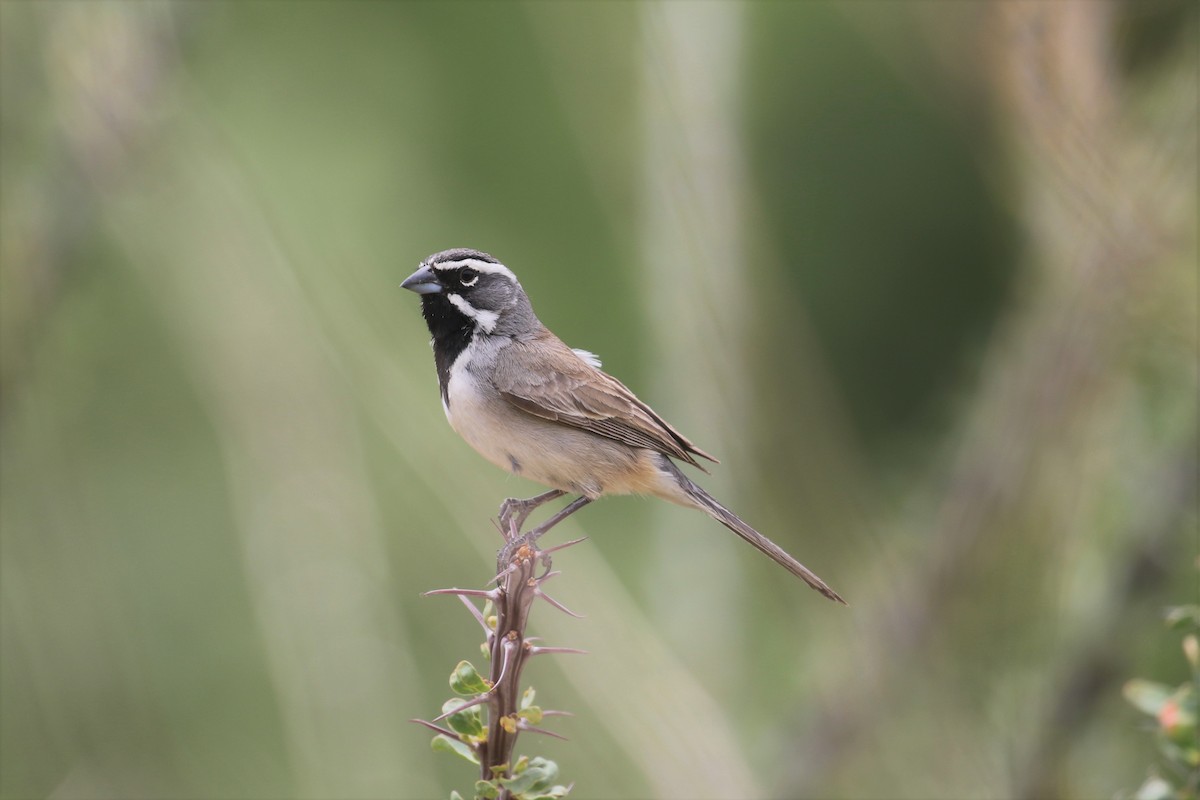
401;248;845;604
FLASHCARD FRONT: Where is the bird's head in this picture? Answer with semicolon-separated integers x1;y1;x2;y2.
402;248;535;340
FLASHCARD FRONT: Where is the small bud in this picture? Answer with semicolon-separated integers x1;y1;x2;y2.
1184;634;1199;669
1156;688;1197;743
1159;699;1180;731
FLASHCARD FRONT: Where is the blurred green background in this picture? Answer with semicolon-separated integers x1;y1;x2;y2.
1;1;1196;798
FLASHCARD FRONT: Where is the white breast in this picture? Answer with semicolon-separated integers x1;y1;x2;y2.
442;338;516;473
438;336;654;499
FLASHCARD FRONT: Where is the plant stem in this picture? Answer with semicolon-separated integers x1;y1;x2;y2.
482;549;540;790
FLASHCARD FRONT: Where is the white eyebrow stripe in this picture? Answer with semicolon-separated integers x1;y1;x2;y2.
447;292;499;333
433;258;516;281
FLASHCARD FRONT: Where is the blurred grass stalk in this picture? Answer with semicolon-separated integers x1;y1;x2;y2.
44;4;427;796
638;0;752;692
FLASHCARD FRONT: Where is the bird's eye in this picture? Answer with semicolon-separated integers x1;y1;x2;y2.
460;268;479;287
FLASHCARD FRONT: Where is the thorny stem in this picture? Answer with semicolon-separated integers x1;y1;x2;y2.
416;535;586;798
483;544;545;788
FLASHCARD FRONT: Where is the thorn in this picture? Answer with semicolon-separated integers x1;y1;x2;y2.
409;718;458;737
537;536;588;556
486;561;520;587
489;637;518;690
528;644;589;656
432;694;488;723
537;570;563;584
518;722;568;741
535;588;584;618
540;709;576;718
423;587;499;601
457;594;490;634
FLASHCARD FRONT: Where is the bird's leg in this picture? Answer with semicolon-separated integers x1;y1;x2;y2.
524;496;593;542
497;496;593;571
497;489;566;540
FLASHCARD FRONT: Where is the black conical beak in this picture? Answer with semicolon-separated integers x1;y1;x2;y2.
401;265;442;295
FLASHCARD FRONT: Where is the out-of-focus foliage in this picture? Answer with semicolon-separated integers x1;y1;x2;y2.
1;1;1195;799
1124;604;1200;800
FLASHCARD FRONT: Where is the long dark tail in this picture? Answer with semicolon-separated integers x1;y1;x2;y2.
668;465;846;604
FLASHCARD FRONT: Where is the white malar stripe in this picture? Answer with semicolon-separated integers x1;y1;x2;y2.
447;292;499;333
434;258;517;282
572;348;603;369
441;339;478;421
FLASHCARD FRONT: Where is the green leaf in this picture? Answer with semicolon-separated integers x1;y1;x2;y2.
523;788;572;800
1125;679;1174;716
1164;605;1200;630
431;734;479;766
442;698;485;738
499;756;559;794
450;660;491;695
521;687;536;710
474;780;500;798
1159;737;1200;770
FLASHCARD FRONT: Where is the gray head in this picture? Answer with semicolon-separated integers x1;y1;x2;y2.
402;248;538;341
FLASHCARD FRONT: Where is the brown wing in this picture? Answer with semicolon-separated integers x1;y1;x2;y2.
492;329;718;470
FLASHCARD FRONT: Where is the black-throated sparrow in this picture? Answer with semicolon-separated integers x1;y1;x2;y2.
402;248;844;603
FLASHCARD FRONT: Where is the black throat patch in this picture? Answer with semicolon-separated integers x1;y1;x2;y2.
420;294;473;404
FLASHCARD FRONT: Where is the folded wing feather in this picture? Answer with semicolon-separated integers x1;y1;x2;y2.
493;329;718;470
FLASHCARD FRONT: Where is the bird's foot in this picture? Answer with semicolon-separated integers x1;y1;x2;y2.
496;499;526;542
496;489;567;542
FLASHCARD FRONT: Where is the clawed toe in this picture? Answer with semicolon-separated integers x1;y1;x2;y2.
494;489;567;542
497;498;522;540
